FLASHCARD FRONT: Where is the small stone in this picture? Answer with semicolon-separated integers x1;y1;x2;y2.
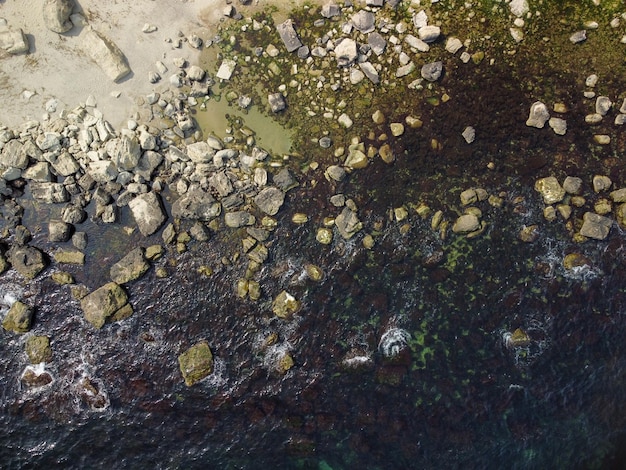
316;227;333;245
445;37;463;54
421;61;443;82
461;126;475;143
390;123;404;137
418;25;440;43
51;271;74;285
372;110;385;124
272;290;301;319
519;225;539;243
593;135;611;145
268;93;286;113
53;249;85;265
338;113;353;129
534;176;565;204
593;175;612;192
596;96;612;116
526;101;550;128
25;336;52;363
452;214;480;233
549;117;567;135
563;253;592;271
569;30;587;44
563;176;583;194
504;328;530;349
460;188;477;206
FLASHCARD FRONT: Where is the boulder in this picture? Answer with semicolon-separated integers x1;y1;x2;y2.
80;26;131;82
7;246;46;279
128;192;167;236
254;187;285;216
209;172;234;197
110;248;149;284
0;29;29;54
224;211;256;228
178;341;214;386
43;0;74;33
80;282;130;329
48;220;72;242
172;190;222;221
2;301;34;333
1;140;29;169
186;142;214;163
276;19;303;53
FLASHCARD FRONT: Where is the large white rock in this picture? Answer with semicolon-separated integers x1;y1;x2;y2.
43;0;75;33
128;192;166;236
509;0;529;17
0;29;29;54
334;38;358;67
526;101;550;128
80;26;131;82
216;59;236;80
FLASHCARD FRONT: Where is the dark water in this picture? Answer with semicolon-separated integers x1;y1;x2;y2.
1;161;626;469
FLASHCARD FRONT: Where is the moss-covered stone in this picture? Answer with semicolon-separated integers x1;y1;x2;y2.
80;282;129;329
51;271;75;285
145;244;164;261
53;249;85;265
2;301;34;333
25;335;52;363
7;246;46;279
178;341;214;386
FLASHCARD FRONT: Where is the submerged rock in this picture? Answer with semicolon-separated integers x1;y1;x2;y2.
25;335;53;363
2;301;34;333
178;341;214;386
110;248;149;284
7;246;46;279
80;282;130;329
534;176;565;204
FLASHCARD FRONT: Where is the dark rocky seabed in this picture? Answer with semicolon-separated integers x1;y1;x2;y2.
2;1;626;469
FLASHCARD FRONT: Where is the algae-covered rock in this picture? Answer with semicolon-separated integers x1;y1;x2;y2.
25;335;52;363
178;341;214;386
51;271;75;285
7;245;46;279
110;247;149;284
53;249;85;265
2;301;34;333
80;282;130;329
272;290;301;319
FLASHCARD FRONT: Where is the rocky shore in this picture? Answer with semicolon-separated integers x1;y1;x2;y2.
2;0;626;467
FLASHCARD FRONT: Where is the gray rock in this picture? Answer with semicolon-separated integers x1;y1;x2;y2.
128;192;167;236
88;161;118;183
30;182;69;203
50;151;80;176
43;0;74;33
368;32;387;55
61;204;86;224
548;117;567;135
171;190;222;221
22;162;52;182
209;172;234;197
254;187;285;216
421;61;443;82
335;207;362;239
7;246;47;279
579;212;612;240
135;151;163;180
106;136;141;170
80;26;131;82
49;220;72;242
334;38;358;67
526;101;550;128
462;126;476;144
80;282;129;329
190;222;210;241
569;30;586;44
110;248;149;284
351;10;376;34
1;140;29;169
563;176;583;195
186;142;214;163
405;34;430;52
268;93;287;113
0;29;29;54
321;3;341;18
325;165;346;182
224;211;256;228
273;168;298;191
359;62;380;84
72;232;87;250
418;25;441;43
276;19;303;53
596;96;612;116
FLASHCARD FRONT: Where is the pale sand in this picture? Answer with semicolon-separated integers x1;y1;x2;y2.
0;0;325;129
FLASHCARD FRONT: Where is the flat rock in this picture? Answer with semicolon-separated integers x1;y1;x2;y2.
7;246;47;279
106;136;141;171
172;189;222;221
368;32;387;55
186;142;214;163
254;187;285;216
580;212;612;240
80;282;129;329
110;247;149;284
80;26;131;82
359;62;380;84
276;19;303;53
128;192;166;236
